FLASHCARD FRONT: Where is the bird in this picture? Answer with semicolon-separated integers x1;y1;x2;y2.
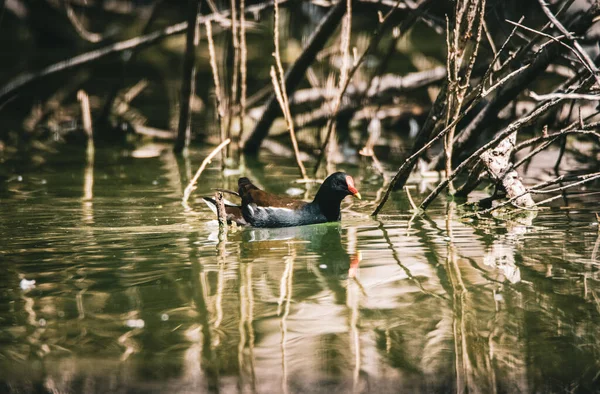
202;172;361;228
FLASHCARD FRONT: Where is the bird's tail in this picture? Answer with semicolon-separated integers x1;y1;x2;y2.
202;197;247;226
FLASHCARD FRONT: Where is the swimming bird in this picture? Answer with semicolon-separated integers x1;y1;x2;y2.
203;172;361;228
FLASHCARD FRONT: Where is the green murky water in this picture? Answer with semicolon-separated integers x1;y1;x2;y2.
1;146;599;393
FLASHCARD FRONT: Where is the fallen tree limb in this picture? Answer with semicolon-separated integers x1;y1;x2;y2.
418;76;594;210
480;131;534;208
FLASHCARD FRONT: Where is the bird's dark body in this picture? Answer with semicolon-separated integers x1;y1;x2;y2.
203;172;359;228
242;201;335;228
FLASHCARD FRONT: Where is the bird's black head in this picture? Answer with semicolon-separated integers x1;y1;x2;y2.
312;172;361;222
317;172;362;201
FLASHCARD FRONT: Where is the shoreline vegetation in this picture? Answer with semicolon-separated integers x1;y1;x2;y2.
1;0;599;216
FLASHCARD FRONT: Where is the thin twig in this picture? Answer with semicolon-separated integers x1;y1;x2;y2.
529;91;600;101
65;3;103;43
506;19;598;84
271;0;307;179
515;127;600;150
182;138;232;204
238;0;248;155
513;138;557;169
205;20;227;163
322;0;353;172
536;0;600;86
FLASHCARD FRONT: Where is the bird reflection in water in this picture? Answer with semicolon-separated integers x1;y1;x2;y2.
234;222;361;280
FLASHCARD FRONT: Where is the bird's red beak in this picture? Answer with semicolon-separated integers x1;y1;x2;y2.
346;176;361;200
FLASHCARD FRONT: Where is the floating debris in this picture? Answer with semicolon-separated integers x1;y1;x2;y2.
125;319;145;328
19;279;36;291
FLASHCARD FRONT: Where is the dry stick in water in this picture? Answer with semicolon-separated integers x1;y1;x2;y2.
77;90;94;141
226;0;240;156
214;191;228;229
205;20;227;163
182;138;231;205
452;71;584;193
272;0;307;180
379;62;558;215
78;90;95;202
175;0;202;154
371;48;526;215
322;0;352;173
238;0;248;154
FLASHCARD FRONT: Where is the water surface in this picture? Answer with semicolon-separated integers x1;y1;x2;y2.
1;146;599;393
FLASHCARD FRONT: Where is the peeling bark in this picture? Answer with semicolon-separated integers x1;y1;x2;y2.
480;132;534;208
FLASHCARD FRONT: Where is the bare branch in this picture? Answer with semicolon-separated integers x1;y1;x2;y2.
182;139;232;205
